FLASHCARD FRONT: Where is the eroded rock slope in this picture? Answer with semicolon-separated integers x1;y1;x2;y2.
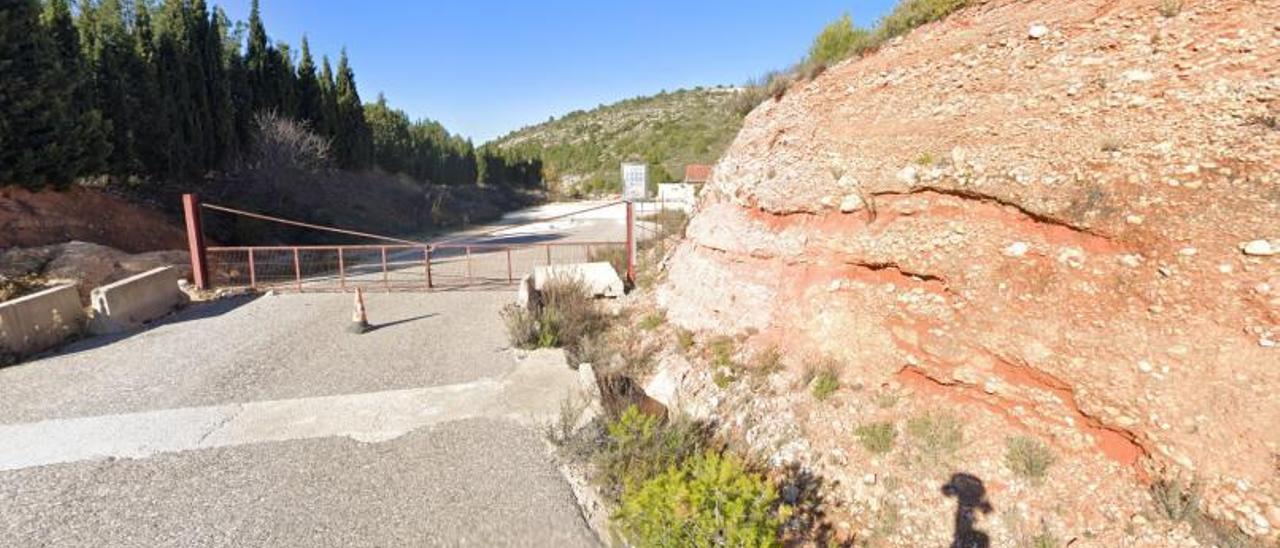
661;0;1279;541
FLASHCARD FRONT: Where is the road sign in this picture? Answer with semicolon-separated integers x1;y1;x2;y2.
621;162;646;201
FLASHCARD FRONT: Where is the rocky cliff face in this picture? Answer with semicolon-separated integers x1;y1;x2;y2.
661;0;1279;542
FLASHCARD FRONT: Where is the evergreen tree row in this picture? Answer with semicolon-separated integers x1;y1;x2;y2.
0;0;539;190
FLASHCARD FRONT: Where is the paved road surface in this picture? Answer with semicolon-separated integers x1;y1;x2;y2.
0;290;598;546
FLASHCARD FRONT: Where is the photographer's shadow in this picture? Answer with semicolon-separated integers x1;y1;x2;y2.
942;473;993;548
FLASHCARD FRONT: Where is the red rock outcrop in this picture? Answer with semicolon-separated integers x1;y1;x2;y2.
661;0;1279;541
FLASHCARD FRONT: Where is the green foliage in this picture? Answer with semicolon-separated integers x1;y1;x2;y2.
489;88;742;195
806;13;871;67
639;312;665;331
907;412;964;465
1005;436;1055;483
614;451;783;548
855;422;897;454
738;0;971;116
596;406;708;503
810;371;839;401
3;0;501;190
1151;478;1254;548
877;0;970;42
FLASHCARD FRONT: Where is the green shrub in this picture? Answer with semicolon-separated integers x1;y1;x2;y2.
594;406;708;503
876;0;969;42
855;422;897;454
1151;478;1254;548
639;312;665;331
907;412;964;465
615;451;783;548
1005;436;1055;483
807;13;873;67
810;372;839;401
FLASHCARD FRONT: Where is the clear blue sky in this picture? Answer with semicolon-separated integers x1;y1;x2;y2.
217;1;898;143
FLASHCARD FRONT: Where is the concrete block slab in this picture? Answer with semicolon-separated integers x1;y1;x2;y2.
89;267;186;335
531;262;624;299
0;284;85;357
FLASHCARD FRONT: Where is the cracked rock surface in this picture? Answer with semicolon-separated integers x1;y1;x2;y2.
659;0;1279;543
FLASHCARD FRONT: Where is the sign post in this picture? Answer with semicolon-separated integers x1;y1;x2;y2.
621;163;646;286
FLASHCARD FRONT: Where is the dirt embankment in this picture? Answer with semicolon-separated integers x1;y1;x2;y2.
658;0;1279;544
0;186;188;253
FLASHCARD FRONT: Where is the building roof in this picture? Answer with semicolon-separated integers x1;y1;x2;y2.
683;164;712;184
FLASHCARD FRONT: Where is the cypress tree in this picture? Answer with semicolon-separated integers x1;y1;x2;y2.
130;0;171;177
333;50;371;170
295;37;323;127
44;0;111;179
317;55;339;138
205;6;235;168
0;0;76;189
245;0;275;113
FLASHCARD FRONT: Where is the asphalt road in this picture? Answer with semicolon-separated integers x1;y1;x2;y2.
0;289;598;546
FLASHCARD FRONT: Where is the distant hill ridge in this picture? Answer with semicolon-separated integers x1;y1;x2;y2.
488;87;744;196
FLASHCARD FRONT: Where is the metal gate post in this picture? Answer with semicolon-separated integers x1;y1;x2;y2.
424;247;433;289
545;244;551;266
337;248;346;289
293;247;302;291
247;249;256;289
466;246;473;282
381;246;389;290
625;201;636;285
182;194;209;289
506;248;513;283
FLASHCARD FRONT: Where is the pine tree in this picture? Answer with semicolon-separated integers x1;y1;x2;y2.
333;49;371;170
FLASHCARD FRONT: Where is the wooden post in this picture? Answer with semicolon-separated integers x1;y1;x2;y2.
506;248;513;283
182;194;209;289
381;246;389;290
247;248;256;289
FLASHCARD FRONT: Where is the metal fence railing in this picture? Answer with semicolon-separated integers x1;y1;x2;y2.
206;242;629;292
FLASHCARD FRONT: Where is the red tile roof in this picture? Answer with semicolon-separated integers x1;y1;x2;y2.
683;164;712;183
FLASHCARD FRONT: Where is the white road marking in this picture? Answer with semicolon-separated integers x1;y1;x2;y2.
0;349;580;472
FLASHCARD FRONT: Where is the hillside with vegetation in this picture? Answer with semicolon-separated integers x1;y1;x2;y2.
488;87;744;196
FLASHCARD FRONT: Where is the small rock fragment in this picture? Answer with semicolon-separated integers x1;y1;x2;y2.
1028;24;1049;39
839;194;864;213
1004;242;1030;257
1243;240;1275;256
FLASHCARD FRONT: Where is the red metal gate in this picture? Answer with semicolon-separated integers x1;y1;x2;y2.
183;194;638;292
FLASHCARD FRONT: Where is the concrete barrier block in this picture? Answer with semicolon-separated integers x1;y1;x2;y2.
0;284;85;357
531;262;624;299
89;267;186;335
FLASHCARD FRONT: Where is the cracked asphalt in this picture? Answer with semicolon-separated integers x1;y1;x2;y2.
0;290;598;547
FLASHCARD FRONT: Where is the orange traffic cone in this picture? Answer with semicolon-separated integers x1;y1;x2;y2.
348;288;370;334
